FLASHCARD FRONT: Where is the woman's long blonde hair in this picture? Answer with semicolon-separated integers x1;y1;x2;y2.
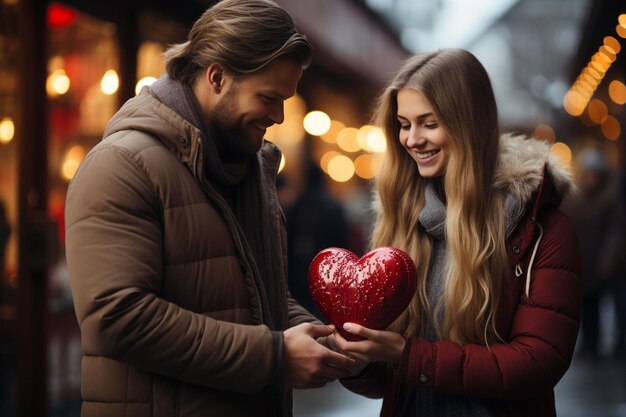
372;49;509;345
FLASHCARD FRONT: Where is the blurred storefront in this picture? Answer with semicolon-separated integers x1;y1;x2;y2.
0;0;406;416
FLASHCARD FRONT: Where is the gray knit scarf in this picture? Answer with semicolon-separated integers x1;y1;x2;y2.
150;74;285;332
419;181;524;327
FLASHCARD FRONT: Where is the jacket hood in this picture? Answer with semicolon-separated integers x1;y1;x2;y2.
493;133;575;206
102;88;281;171
104;89;199;148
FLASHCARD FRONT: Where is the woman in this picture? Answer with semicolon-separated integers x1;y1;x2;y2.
334;49;581;416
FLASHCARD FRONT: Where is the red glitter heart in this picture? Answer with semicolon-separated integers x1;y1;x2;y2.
308;246;417;341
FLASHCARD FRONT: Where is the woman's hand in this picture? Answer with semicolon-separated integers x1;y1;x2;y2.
317;332;370;377
333;322;406;364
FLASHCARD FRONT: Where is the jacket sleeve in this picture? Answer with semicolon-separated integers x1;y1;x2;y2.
287;295;324;326
396;210;581;400
340;362;390;399
65;144;277;394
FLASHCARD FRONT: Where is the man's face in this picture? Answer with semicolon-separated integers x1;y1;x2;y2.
209;58;303;157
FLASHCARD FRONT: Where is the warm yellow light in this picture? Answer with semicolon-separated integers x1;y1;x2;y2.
356;125;376;151
572;85;594;101
0;117;15;144
573;80;593;95
101;70;119;95
366;127;387;153
266;114;305;146
336;127;360;153
532;124;555;142
563;90;586;116
617;24;626;39
549;142;572;169
597;49;615;64
135;76;157;95
609;80;626;105
327;155;355;183
285;115;306;145
320;120;345;144
354;153;383;180
265;125;278;143
48;55;65;72
590;60;608;73
284;94;306;118
320;151;342;173
603;36;621;54
580;73;599;86
303;111;331;136
587;99;608;124
601;115;621;141
619;14;626;29
46;69;70;96
591;54;611;71
585;65;602;80
278;154;286;173
61;145;86;181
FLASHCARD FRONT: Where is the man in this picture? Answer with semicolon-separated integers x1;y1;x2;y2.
65;1;356;416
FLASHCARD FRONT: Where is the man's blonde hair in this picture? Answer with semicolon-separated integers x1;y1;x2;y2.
164;0;312;84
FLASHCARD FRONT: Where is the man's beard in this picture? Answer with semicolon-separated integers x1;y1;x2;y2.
209;91;261;161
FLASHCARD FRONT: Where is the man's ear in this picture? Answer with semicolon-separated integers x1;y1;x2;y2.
206;63;225;94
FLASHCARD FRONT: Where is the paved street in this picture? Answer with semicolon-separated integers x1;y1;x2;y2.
293;353;626;417
295;294;626;416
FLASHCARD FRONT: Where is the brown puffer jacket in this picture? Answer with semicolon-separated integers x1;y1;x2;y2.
65;89;315;417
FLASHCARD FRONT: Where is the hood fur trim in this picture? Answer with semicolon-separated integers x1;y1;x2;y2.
493;133;574;204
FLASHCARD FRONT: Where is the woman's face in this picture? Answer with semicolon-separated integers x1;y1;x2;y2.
396;88;450;178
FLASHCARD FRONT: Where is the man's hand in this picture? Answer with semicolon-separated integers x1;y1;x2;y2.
283;323;358;388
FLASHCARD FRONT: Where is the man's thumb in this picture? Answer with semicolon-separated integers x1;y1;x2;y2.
308;324;336;338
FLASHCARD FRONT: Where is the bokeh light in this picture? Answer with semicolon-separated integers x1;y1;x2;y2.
61;145;86;181
100;69;119;95
320;120;345;144
303;111;331;136
608;80;626;105
278;154;286;174
354;153;383;179
549;142;572;169
135;76;157;95
336;127;360;153
46;69;70;96
532;124;556;142
327;154;355;182
601;115;621;141
587;99;608;124
320;151;342;173
0;117;15;144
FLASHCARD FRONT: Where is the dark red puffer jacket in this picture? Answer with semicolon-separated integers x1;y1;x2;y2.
342;135;581;417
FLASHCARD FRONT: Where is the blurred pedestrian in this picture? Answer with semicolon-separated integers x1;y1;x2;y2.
563;147;626;358
332;49;581;417
283;163;350;319
65;1;357;416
